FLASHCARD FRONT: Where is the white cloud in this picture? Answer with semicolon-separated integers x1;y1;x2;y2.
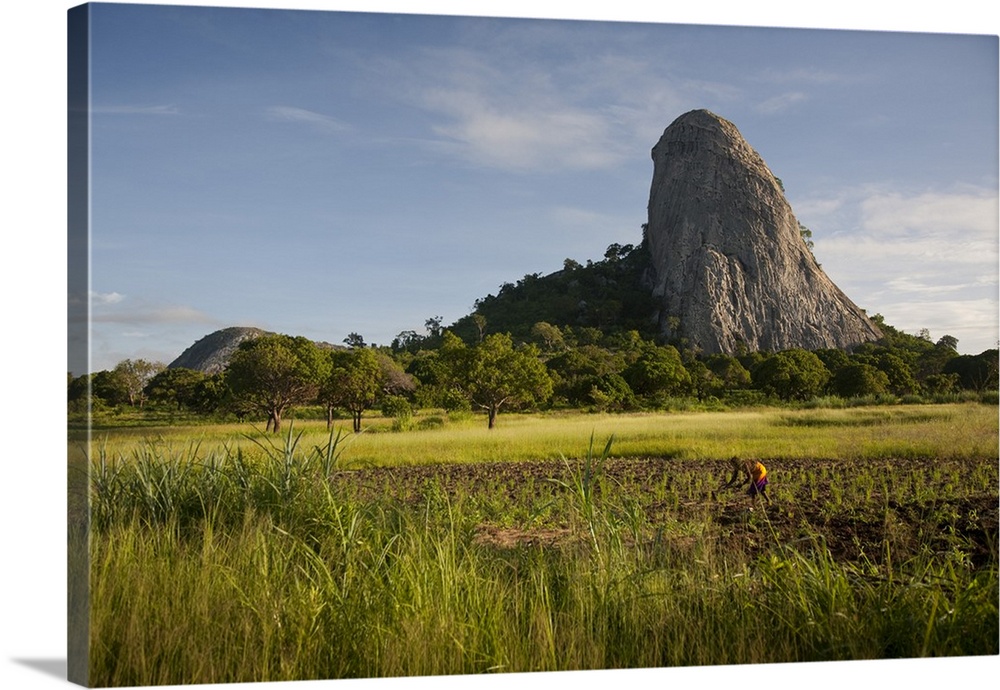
90;297;216;326
874;297;999;351
90;290;125;304
754;91;808;114
92;104;179;115
428;97;622;171
861;189;998;238
395;45;689;172
804;185;999;353
265;106;351;133
95;306;215;325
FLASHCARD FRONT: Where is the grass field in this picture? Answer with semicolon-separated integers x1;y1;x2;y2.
70;403;999;686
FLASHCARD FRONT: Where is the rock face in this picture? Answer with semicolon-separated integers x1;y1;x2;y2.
168;327;268;374
169;327;344;374
645;109;881;354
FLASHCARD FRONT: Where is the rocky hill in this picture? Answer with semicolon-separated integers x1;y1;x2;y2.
168;327;269;374
169;327;344;373
645;109;881;353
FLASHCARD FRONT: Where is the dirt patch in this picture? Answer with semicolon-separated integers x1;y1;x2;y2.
472;525;576;549
331;456;998;568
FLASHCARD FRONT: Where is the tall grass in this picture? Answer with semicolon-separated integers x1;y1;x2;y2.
84;410;998;686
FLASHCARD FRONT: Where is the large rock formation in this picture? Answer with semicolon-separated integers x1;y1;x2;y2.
168;326;269;374
645;109;881;354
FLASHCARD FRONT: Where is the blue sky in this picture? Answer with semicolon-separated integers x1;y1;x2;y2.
76;2;999;373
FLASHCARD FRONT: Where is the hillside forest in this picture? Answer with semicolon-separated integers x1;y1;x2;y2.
68;242;999;432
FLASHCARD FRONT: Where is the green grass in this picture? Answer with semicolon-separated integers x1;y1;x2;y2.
76;403;998;468
77;403;999;686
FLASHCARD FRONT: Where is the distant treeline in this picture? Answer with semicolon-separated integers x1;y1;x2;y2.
69;307;998;432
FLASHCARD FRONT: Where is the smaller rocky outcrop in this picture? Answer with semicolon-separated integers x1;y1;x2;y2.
168;327;268;374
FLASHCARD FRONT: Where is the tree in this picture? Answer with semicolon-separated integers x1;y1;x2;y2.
89;369;126;407
391;330;422;353
622;344;691;400
704;353;752;392
144;367;206;410
343;332;366;349
425;316;444;338
190;372;231;415
545;345;624;407
225;335;329;433
943;349;999;392
829;363;890;398
321;347;384;432
530;321;566;352
443;332;553;429
587;373;636;412
112;358;165;408
471;314;488;343
855;350;918;395
752;349;830;401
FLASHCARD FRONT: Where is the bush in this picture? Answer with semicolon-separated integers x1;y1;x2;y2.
380;395;414;431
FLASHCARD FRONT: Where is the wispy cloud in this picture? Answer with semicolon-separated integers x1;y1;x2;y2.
90;292;216;326
265;106;351;133
90;290;125;305
92;104;180;115
91;305;216;325
426;93;622;171
386;42;696;172
754;91;808;114
803;185;999;350
758;67;861;86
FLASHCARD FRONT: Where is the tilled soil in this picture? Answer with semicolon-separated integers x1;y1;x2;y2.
329;456;998;568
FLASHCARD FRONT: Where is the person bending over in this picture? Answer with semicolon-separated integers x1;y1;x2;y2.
723;457;770;504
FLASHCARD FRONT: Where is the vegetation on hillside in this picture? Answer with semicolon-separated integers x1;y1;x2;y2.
68;239;998;431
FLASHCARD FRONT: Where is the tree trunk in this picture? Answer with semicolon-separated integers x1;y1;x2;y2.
269;409;282;434
487;406;497;429
326;404;334;430
353;410;362;433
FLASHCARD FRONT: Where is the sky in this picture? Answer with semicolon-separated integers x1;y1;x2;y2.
69;2;1000;375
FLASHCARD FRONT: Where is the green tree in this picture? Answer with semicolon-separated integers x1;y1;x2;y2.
545;345;624;407
829;363;890;398
89;369;126;407
226;335;329;433
703;353;752;396
622;344;691;400
343;332;366;349
943;349;999;392
855;350;919;395
190;372;231;416
144;367;206;410
443;332;553;429
530;321;566;352
752;349;830;401
112;358;165;408
471;314;488;343
587;373;636;412
322;347;384;432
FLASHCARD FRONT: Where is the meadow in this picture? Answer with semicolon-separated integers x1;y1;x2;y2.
70;403;999;686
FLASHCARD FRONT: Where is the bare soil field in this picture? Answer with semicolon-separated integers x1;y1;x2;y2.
331;456;999;568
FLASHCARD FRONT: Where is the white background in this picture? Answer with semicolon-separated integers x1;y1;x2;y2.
2;2;997;689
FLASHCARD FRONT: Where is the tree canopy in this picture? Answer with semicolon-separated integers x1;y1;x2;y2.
226;335;330;432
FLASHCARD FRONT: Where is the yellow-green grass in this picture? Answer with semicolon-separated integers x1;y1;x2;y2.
76;403;998;469
79;402;999;686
